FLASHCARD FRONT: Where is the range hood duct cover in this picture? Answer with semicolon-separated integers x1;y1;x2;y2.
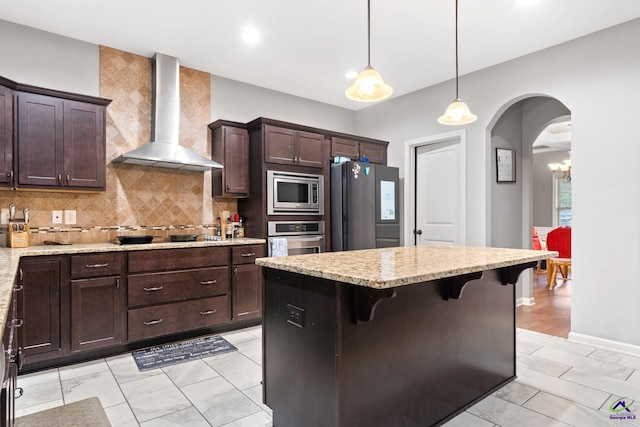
112;53;222;171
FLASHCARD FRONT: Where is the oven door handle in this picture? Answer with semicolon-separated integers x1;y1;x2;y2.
284;236;324;242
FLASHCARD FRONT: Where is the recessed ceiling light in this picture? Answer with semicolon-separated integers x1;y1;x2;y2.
345;71;358;79
242;28;260;44
518;0;539;5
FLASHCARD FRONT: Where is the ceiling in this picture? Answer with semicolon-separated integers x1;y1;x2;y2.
2;0;640;110
533;121;572;153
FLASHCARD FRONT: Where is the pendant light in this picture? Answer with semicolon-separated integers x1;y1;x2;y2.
345;0;392;102
438;0;477;125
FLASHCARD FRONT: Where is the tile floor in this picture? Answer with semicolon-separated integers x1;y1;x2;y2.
15;326;640;426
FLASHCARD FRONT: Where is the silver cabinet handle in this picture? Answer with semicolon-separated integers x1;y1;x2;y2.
66;174;70;184
58;174;62;185
85;263;109;268
12;319;23;328
143;319;163;326
14;283;23;292
241;252;256;257
200;280;217;285
200;309;217;316
15;387;23;399
7;171;13;182
115;278;120;289
143;286;164;292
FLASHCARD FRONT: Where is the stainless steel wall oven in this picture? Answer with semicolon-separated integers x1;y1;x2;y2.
267;221;325;256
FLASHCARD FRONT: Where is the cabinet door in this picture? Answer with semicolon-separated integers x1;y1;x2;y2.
360;141;387;165
0;85;12;187
331;137;359;160
223;127;249;195
70;276;125;352
17;93;64;187
18;257;66;360
63;101;106;190
232;264;262;321
296;131;325;168
264;126;295;165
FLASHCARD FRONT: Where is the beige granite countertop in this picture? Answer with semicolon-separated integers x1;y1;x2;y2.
0;238;266;341
255;245;557;289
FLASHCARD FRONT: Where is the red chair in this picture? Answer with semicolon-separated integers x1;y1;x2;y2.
545;226;571;290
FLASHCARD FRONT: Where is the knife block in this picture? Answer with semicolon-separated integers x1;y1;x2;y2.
7;222;29;248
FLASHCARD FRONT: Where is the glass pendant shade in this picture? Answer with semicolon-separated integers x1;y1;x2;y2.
437;98;477;125
345;65;393;102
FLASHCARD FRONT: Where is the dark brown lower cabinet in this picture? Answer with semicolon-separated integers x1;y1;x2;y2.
17;256;68;364
231;245;265;321
232;264;262;321
70;276;125;352
128;296;231;342
16;245;263;371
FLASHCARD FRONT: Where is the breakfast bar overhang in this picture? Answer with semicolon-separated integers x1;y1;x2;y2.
256;246;555;427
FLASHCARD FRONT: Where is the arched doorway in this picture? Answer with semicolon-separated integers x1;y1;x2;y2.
488;95;571;338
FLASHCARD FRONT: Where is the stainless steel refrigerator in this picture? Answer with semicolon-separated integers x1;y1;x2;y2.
331;161;400;251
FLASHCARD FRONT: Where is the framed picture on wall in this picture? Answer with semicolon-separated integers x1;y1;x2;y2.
496;148;516;182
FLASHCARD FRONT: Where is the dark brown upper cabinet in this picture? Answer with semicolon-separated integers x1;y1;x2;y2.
264;125;325;168
331;136;387;165
17;92;108;191
0;82;13;188
209;120;249;198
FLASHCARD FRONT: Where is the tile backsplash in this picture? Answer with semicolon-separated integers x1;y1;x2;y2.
0;46;237;246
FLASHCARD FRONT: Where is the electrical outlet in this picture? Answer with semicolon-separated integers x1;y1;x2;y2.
0;209;9;225
286;304;305;328
52;210;63;224
64;210;77;225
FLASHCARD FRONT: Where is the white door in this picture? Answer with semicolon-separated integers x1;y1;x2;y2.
414;137;465;245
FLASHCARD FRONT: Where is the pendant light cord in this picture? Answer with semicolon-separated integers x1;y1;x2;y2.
367;0;371;66
455;0;459;99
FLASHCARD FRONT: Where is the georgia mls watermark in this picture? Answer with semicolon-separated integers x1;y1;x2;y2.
610;397;637;421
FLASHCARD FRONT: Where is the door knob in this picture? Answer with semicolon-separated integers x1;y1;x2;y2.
413;229;423;235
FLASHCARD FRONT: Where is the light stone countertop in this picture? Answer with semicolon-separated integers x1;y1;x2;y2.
256;245;557;289
0;238;266;341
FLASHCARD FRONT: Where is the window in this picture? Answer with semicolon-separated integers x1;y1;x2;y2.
557;179;572;226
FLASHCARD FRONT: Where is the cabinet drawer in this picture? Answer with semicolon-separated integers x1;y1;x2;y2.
128;247;229;273
232;245;265;265
128;296;230;342
71;252;125;279
128;267;230;308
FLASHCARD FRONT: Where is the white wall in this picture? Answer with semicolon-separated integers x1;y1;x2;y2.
0;20;99;96
355;19;640;351
211;76;355;134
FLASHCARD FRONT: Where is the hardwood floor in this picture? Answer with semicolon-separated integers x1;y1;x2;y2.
516;268;571;338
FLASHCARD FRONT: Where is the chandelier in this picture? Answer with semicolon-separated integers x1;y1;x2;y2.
549;159;571;182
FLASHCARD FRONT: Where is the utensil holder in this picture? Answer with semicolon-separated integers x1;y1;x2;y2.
7;221;29;248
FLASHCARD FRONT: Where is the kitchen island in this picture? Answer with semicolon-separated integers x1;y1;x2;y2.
256;245;555;427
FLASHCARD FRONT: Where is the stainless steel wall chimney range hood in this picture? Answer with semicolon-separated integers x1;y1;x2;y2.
112;53;222;171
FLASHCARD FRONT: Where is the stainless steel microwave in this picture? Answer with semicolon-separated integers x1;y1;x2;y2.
267;171;324;215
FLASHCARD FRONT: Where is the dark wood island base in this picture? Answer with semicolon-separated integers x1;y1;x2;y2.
262;261;537;427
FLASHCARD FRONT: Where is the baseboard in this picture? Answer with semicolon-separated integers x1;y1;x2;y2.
516;297;536;307
568;332;640;357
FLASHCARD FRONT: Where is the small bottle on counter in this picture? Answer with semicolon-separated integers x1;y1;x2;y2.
225;218;233;239
237;218;245;238
215;218;221;240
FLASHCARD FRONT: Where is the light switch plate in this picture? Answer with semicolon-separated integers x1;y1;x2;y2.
64;210;77;225
52;210;63;224
0;209;9;225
